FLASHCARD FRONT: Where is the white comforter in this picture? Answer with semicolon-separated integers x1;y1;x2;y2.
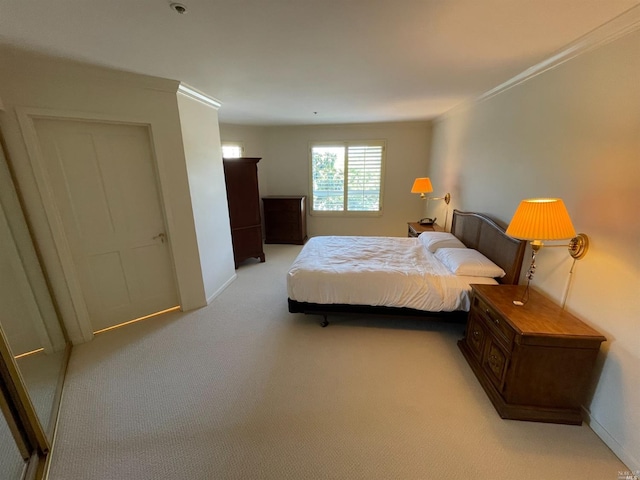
287;236;497;312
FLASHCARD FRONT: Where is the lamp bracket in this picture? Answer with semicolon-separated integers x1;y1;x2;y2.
533;234;589;259
568;233;589;259
426;193;451;204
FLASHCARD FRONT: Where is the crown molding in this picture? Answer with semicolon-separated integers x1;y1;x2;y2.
178;83;222;109
455;5;640;112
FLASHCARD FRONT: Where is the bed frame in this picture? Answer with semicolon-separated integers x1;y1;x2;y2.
288;210;526;326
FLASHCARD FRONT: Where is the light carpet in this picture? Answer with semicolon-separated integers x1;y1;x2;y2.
48;244;626;480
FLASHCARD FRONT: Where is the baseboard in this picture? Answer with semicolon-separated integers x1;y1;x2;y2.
583;406;639;471
206;273;237;305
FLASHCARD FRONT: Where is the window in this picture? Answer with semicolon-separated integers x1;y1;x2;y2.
310;141;385;214
221;142;244;158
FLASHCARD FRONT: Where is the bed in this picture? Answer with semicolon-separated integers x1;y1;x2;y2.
287;210;526;326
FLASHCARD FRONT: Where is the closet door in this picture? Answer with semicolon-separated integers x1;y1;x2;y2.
1;137;67;477
0;327;49;479
0;399;28;480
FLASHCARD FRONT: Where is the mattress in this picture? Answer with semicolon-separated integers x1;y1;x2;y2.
286;236;498;312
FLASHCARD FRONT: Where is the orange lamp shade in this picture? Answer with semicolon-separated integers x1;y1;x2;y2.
506;198;577;241
411;177;433;195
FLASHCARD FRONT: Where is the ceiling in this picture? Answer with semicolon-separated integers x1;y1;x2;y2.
1;0;637;125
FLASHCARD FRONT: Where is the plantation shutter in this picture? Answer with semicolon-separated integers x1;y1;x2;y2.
310;141;384;214
347;144;383;212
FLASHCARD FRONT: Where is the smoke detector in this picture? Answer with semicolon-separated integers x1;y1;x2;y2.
170;3;187;14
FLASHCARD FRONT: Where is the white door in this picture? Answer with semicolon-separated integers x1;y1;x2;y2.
33;119;178;332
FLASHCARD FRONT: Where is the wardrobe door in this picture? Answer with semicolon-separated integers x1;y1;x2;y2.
223;158;265;268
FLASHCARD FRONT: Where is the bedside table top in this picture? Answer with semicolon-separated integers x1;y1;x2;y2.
408;222;443;233
471;284;605;341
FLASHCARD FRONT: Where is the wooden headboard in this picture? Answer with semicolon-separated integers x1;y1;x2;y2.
450;210;526;285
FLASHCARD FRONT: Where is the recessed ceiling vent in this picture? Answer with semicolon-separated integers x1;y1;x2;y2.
170;3;187;14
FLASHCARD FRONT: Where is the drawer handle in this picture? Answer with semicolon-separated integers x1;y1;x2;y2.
485;309;500;325
473;330;480;337
488;354;501;371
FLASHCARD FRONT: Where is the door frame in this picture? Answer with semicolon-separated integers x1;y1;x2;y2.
16;107;179;342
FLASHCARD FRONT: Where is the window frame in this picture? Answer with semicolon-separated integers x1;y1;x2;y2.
308;140;386;217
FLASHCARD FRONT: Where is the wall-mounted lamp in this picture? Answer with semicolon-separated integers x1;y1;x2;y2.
506;198;589;305
411;177;451;224
410;177;451;203
411;177;433;199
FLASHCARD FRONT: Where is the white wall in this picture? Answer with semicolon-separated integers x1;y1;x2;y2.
429;27;640;469
220;122;435;237
177;94;236;303
0;48;218;342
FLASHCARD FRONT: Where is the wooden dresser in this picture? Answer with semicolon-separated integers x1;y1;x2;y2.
222;157;265;268
458;284;605;425
262;196;307;244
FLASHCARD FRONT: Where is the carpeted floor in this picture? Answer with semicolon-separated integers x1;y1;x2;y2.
48;244;627;480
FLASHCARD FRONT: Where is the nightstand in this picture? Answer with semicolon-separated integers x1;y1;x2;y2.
458;284;605;425
407;222;442;237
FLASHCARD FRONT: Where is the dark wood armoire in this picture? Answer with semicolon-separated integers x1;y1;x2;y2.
222;157;265;268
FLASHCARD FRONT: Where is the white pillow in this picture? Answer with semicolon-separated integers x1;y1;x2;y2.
418;232;466;253
434;248;506;278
